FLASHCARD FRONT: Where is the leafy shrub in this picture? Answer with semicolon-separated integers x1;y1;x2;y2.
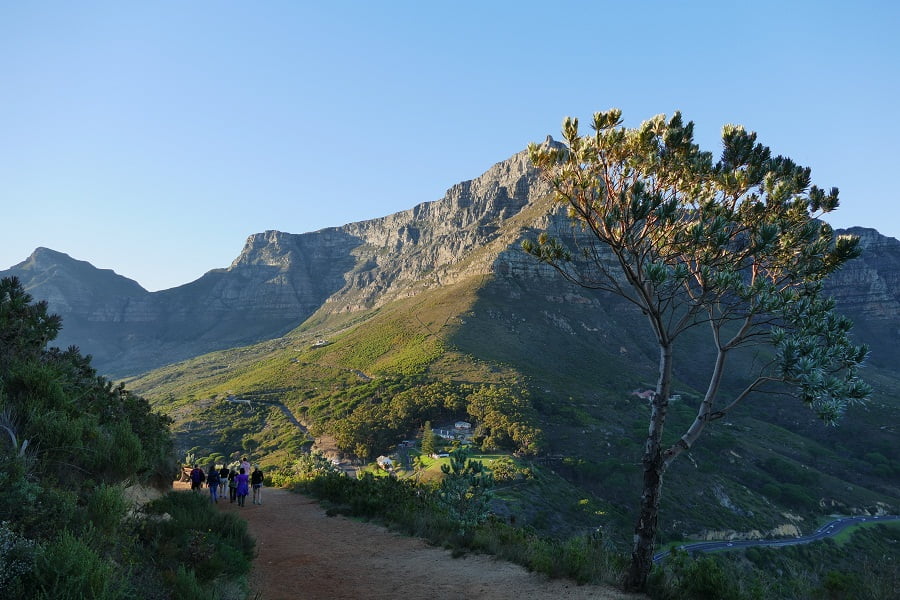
0;521;38;595
169;564;215;600
140;491;255;583
86;484;127;534
648;551;746;600
300;468;626;589
436;448;494;531
31;531;124;600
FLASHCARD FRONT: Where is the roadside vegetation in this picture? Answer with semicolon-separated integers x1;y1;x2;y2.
0;277;254;599
649;523;900;599
267;445;898;599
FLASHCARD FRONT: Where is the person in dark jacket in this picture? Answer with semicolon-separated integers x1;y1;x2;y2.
251;467;264;505
218;465;229;497
189;465;205;492
228;468;238;503
207;467;221;503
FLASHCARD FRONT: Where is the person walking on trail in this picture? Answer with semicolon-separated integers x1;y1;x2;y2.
189;465;205;492
235;467;250;507
218;465;229;496
228;468;238;503
241;456;251;476
251;466;264;505
207;467;221;503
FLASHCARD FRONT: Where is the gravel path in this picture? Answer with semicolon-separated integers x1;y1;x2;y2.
177;482;642;599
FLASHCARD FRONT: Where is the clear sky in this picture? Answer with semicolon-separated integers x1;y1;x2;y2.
2;1;898;291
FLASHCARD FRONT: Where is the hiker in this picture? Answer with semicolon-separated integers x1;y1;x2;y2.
228;468;238;503
207;466;221;503
235;467;250;507
251;466;264;505
218;465;229;496
189;464;205;492
240;456;251;476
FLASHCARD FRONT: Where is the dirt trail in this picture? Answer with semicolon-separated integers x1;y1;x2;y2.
175;482;641;600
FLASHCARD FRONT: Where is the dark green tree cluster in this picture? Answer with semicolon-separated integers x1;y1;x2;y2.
0;277;178;597
466;385;543;454
327;380;542;459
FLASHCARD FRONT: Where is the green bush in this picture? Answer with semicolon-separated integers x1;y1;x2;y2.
140;491;255;585
169;564;215;600
31;531;124;600
648;551;746;600
0;521;38;595
86;484;127;534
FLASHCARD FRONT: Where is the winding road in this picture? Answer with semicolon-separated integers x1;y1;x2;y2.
653;514;900;563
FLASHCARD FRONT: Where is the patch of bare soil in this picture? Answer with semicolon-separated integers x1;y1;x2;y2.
175;482;643;600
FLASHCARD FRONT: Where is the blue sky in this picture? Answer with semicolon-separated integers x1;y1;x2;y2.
3;2;898;291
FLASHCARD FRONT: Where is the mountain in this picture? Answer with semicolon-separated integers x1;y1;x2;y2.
5;144;899;541
6;156;900;378
2;147;552;377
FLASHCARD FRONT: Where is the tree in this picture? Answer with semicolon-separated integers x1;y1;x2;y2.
241;437;259;462
437;448;494;532
525;110;871;591
421;420;436;456
0;276;60;369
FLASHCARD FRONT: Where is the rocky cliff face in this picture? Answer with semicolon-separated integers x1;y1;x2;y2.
2;149;552;376
4;147;898;376
822;227;900;368
824;227;900;319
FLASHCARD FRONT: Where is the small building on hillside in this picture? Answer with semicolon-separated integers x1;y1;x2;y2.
376;456;393;470
454;421;472;430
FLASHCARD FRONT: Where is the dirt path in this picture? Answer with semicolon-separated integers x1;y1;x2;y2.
175;482;641;600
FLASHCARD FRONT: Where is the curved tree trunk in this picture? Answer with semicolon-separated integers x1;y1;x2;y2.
624;343;672;592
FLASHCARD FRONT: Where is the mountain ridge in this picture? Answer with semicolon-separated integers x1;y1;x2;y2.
4;145;900;382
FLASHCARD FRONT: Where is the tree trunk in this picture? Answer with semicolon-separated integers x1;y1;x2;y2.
625;446;665;591
624;342;672;592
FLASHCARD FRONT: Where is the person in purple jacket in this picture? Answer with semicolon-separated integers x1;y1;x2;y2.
235;467;250;507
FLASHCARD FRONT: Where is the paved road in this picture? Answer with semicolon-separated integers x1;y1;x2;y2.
653;514;900;563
